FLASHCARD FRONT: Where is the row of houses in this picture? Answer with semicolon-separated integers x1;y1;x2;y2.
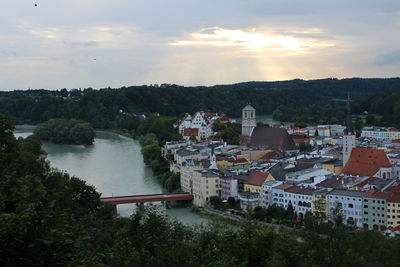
234;169;400;230
361;126;400;140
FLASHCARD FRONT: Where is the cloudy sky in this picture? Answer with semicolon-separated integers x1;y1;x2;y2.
1;0;400;90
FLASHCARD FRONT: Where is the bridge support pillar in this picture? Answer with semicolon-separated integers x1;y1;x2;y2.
138;202;144;211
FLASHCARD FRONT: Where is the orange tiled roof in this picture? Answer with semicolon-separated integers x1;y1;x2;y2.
183;128;199;136
342;148;391;177
244;171;269;186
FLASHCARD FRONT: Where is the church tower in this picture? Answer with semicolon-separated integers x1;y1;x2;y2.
343;95;356;167
209;147;217;170
242;105;256;136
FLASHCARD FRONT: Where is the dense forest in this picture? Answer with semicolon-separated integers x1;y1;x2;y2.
34;118;95;145
1;78;400;128
135;116;182;192
1;113;400;266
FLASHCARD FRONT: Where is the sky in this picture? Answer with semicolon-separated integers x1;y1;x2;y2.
1;0;400;90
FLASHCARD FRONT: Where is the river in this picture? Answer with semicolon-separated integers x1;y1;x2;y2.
14;125;209;225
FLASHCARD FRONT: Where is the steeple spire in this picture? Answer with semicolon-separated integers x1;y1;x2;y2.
209;147;217;169
344;93;354;135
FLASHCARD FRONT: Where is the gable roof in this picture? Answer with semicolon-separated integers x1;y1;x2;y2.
342;147;392;177
249;127;297;151
244;171;269;186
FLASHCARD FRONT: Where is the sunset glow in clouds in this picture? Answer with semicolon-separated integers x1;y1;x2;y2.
0;0;400;89
173;27;334;53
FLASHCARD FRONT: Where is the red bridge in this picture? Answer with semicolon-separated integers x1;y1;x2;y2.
100;192;193;205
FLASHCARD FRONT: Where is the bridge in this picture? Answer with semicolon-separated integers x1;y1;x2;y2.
100;192;193;205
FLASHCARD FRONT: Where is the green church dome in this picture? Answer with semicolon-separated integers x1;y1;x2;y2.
242;105;255;111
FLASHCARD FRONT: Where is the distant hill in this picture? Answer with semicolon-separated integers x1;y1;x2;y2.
0;77;399;128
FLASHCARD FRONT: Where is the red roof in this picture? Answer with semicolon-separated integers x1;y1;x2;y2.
388;193;400;203
216;156;249;164
244;171;269;186
274;184;294;190
385;184;400;193
183;128;199;136
342;148;391;177
363;189;391;200
233;158;249;164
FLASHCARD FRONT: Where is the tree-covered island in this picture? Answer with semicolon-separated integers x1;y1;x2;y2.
34;118;95;145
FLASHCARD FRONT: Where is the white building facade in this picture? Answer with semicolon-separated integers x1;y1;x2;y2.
192;169;219;207
178;112;214;140
328;189;364;228
262;180;283;208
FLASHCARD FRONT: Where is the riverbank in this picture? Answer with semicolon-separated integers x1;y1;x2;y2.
13;126;209;225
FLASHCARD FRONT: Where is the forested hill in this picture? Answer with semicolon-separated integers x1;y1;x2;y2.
1;77;400;128
352;88;400;127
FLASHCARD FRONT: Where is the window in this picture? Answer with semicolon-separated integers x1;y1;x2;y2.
349;204;354;208
364;205;368;209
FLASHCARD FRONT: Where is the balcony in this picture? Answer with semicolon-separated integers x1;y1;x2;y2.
238;192;260;211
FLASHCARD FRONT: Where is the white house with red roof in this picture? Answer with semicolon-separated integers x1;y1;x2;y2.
178;111;226;140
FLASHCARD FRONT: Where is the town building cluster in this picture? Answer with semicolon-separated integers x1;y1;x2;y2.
162;103;400;233
177;111;229;141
